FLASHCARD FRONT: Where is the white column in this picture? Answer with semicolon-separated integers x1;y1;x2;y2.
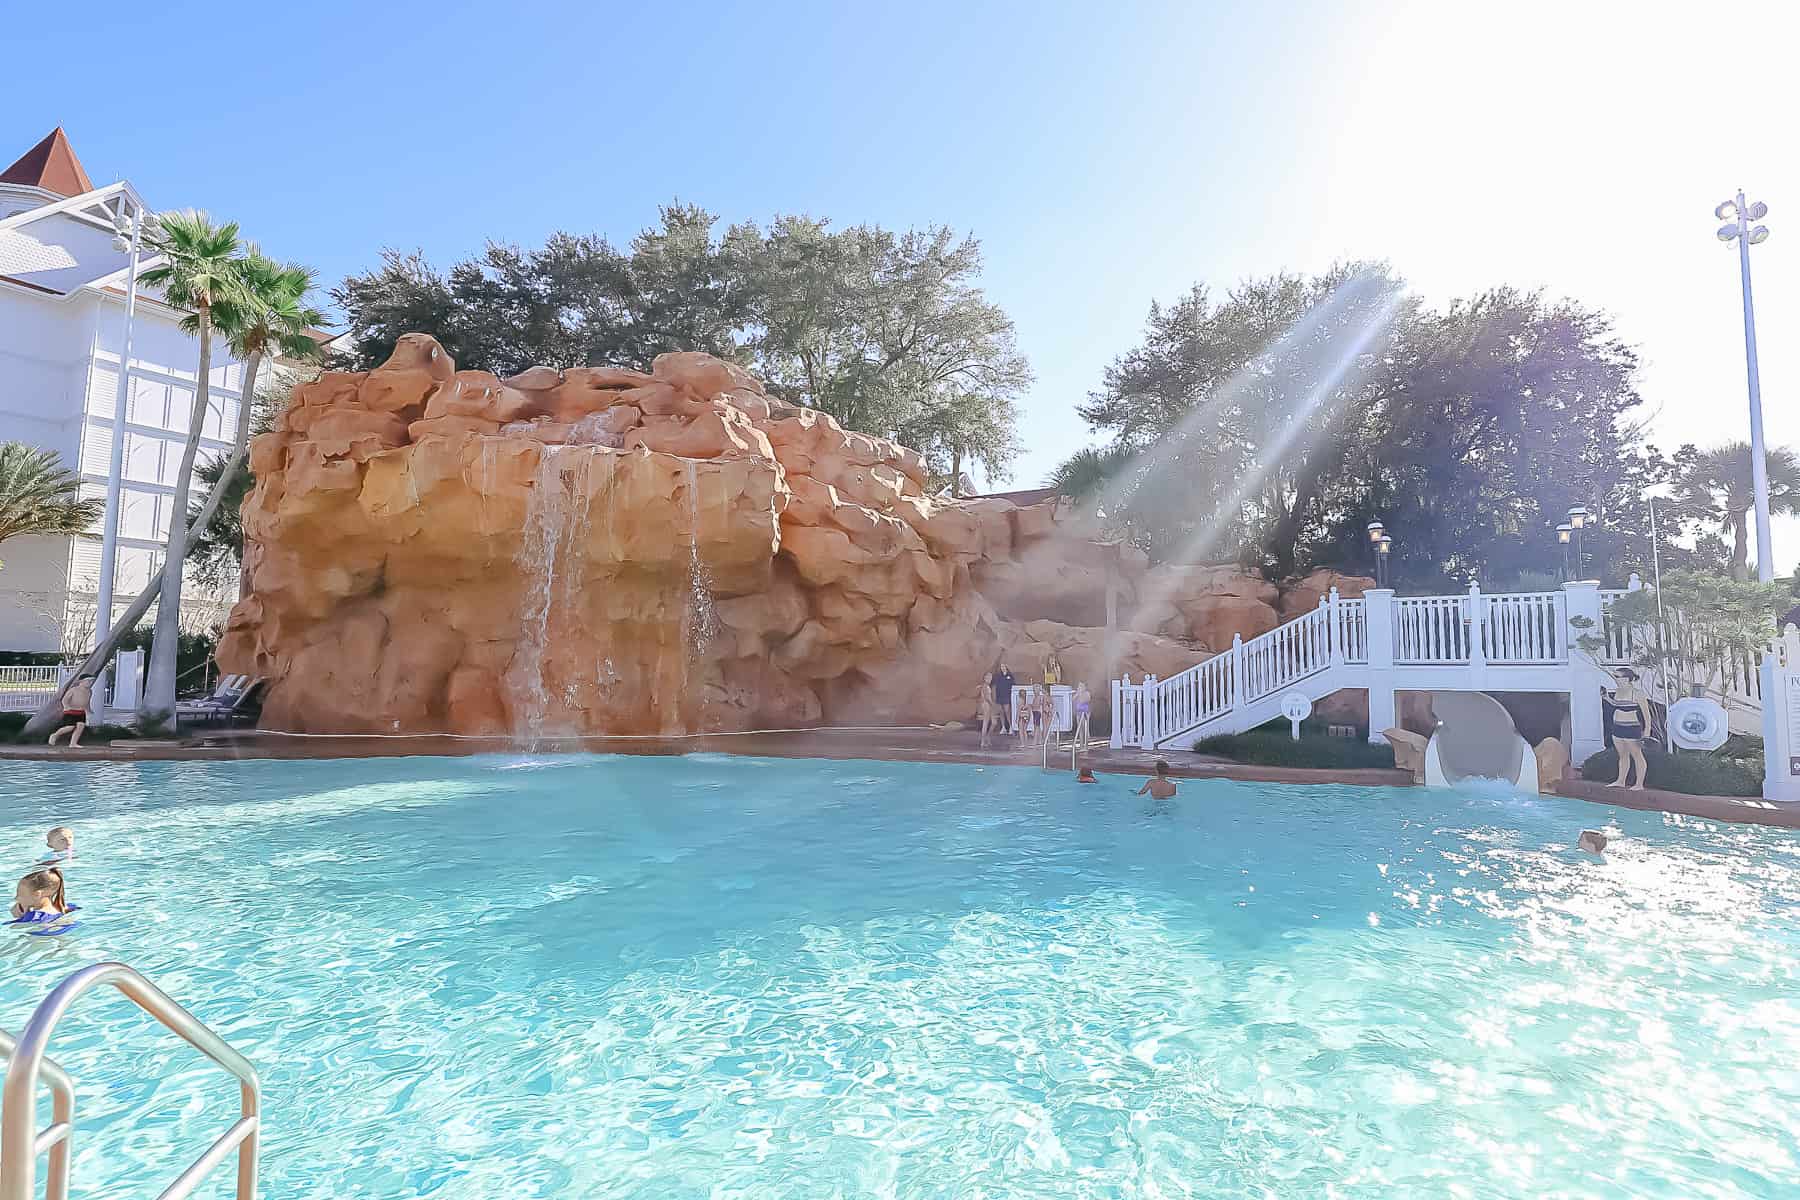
1564;579;1607;764
1324;589;1340;666
94;204;145;650
1364;588;1397;742
1141;674;1160;750
1109;678;1123;749
1761;633;1800;802
1467;581;1487;682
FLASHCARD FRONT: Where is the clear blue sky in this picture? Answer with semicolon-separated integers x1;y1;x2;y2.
9;1;1798;547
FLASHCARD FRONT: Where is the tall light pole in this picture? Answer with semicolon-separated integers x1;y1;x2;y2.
1567;506;1590;579
1366;520;1386;586
1715;191;1774;583
1557;523;1573;581
94;201;147;650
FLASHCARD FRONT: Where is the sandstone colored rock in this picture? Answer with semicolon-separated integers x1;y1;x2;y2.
1533;736;1570;791
221;334;1360;737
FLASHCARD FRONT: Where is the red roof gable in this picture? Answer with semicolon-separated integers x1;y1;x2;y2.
0;128;95;197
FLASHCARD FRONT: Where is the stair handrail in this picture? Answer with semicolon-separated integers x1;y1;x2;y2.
1;962;261;1200
0;1030;73;1200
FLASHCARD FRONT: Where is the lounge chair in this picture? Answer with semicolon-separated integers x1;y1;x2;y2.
178;677;267;728
175;675;246;718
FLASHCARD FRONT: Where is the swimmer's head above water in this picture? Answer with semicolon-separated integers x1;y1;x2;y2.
13;868;68;916
46;826;73;854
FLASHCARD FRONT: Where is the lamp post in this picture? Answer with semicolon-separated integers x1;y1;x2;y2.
1376;534;1393;589
1366;520;1386;586
1557;523;1573;581
94;202;147;649
1567;506;1590;580
1715;191;1774;583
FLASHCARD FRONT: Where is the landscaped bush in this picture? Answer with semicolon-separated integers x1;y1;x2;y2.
0;711;137;744
1193;723;1396;770
1578;744;1763;797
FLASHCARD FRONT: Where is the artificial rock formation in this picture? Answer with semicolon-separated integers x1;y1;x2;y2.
219;335;1371;737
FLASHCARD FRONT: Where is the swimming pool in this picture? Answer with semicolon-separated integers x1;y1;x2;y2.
4;754;1798;1198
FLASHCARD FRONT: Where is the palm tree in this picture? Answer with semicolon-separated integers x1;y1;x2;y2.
22;250;325;739
1678;441;1800;581
1048;445;1136;510
135;211;245;731
0;442;103;569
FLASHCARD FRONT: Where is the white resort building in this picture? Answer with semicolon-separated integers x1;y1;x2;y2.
0;128;314;658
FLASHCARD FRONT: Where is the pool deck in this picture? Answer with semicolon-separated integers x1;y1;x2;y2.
4;727;1797;829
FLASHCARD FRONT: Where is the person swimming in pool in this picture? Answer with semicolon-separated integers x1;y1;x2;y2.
40;826;75;864
1135;760;1178;800
10;868;71;921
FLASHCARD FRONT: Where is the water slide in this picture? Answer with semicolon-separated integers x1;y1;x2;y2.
1423;691;1538;790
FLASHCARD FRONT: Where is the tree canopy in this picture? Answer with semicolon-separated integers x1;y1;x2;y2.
333;206;1028;488
1057;266;1678;586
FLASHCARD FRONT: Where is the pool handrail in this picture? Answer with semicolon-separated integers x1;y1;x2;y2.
0;962;261;1200
0;1029;73;1200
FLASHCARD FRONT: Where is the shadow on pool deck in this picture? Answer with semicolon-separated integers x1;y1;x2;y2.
4;726;1797;829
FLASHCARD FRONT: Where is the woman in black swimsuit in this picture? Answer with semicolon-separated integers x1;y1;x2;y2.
1605;669;1653;790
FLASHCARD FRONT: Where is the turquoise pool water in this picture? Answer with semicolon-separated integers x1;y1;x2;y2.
3;754;1799;1198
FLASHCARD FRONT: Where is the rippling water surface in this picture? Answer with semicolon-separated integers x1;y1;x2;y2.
4;754;1799;1198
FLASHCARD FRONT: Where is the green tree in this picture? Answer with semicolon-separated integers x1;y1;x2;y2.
332;206;1029;484
0;442;102;570
1675;441;1800;581
1072;265;1412;573
1070;270;1658;585
1594;571;1789;703
134;211;246;732
1047;445;1136;512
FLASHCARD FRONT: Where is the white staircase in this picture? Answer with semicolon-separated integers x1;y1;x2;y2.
1112;578;1764;755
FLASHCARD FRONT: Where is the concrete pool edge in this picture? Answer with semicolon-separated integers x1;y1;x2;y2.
4;728;1797;829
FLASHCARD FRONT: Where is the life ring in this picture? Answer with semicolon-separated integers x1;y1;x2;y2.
1667;697;1729;751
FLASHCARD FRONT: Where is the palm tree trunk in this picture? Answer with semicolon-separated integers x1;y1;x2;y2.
22;437;251;737
950;446;963;497
139;313;215;731
1732;514;1749;582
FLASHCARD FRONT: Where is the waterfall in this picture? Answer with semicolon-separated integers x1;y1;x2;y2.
513;446;595;744
683;459;718;657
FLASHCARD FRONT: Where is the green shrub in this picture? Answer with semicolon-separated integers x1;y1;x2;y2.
1578;744;1763;797
1193;724;1395;769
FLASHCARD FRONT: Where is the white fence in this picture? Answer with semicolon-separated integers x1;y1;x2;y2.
0;652;144;714
1112;577;1765;754
0;665;62;713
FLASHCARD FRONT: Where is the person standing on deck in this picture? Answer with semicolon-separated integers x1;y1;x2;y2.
993;660;1016;742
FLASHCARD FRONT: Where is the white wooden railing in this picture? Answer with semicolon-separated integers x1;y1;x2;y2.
0;666;61;713
1113;575;1777;751
1483;590;1565;664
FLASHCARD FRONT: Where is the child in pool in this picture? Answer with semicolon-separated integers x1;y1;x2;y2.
11;868;71;921
41;826;75;864
1135;760;1178;800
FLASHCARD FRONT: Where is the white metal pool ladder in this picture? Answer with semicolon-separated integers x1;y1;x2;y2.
0;962;261;1200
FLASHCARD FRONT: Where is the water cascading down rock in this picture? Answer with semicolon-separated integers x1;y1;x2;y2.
218;333;1329;736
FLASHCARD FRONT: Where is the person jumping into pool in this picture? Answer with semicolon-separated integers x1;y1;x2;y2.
1136;760;1178;800
47;674;96;748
